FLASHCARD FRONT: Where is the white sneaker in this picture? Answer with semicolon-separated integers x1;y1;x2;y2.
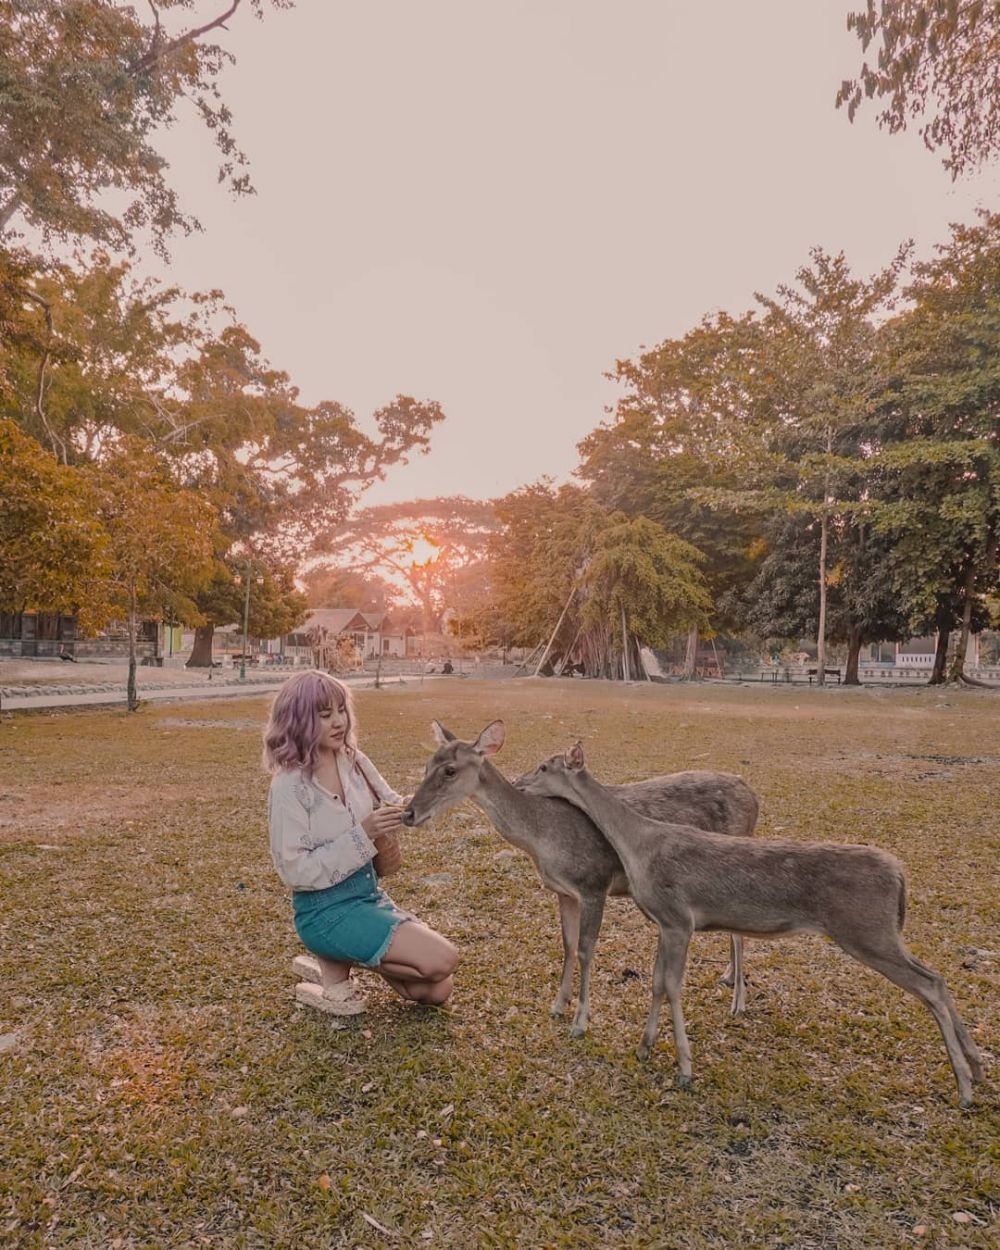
294;979;368;1017
292;954;322;984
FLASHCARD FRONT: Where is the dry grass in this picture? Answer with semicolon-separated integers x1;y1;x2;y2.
0;679;997;1249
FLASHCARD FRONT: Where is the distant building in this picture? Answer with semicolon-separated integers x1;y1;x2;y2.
270;609;417;666
0;611;159;660
861;635;980;670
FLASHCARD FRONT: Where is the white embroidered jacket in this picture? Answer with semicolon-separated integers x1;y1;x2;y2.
267;750;404;892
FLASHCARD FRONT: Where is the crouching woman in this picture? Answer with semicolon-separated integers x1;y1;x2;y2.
263;669;458;1015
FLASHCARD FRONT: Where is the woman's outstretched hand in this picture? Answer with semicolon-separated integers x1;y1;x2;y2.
362;805;404;840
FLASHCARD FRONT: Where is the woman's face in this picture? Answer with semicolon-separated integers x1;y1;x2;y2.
317;698;349;753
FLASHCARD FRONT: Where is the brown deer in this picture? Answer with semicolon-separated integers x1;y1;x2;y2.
402;720;759;1036
518;742;983;1106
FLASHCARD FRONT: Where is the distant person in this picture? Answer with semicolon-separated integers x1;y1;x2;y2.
263;670;458;1015
442;659;454;674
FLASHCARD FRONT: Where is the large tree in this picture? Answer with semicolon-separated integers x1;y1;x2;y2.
837;1;1000;178
488;484;711;678
726;513;913;684
695;247;909;684
317;497;498;638
0;251;445;664
578;313;765;677
87;440;217;709
0;0;293;253
869;210;1000;682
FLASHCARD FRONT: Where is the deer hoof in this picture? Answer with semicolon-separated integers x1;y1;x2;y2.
636;1043;651;1061
675;1073;693;1089
549;1004;568;1019
569;1023;588;1039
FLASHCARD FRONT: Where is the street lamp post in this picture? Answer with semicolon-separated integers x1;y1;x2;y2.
240;559;252;682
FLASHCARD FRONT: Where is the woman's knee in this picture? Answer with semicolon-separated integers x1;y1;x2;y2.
426;939;459;981
417;975;454;1005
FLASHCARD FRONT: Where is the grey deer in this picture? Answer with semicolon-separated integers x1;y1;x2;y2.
402;720;759;1035
519;742;984;1107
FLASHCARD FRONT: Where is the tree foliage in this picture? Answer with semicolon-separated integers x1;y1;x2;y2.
318;497;499;629
0;0;293;253
0;418;107;622
838;0;1000;177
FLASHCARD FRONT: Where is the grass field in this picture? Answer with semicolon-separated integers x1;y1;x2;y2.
1;679;997;1249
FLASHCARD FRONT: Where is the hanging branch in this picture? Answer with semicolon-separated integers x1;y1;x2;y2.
22;288;67;464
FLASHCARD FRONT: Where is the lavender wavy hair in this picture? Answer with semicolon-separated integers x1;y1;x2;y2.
262;669;358;776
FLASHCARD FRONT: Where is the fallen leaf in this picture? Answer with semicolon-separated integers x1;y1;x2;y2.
439;1103;454;1118
844;1183;861;1194
361;1082;375;1093
912;1226;927;1237
951;1212;972;1224
317;1174;331;1192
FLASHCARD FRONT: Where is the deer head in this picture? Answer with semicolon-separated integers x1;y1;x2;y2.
402;720;507;827
516;742;587;799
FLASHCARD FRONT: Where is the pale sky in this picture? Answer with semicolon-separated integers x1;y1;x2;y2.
149;0;997;506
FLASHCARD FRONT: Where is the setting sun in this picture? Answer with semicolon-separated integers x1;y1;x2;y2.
406;536;441;566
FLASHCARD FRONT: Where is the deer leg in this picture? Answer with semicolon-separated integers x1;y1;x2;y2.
637;934;666;1062
569;893;607;1038
659;927;694;1084
721;934;747;1016
550;894;580;1019
839;935;979;1107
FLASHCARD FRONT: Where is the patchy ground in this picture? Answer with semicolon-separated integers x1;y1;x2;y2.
0;680;997;1248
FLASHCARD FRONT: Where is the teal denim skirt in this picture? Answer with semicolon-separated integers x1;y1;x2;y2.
292;862;413;968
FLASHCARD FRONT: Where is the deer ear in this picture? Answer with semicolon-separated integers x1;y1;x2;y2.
431;721;456;745
566;741;585;769
473;719;505;756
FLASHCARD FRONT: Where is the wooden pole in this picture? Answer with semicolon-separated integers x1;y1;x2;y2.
533;586;576;676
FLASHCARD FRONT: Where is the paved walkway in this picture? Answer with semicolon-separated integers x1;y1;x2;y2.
0;672;414;712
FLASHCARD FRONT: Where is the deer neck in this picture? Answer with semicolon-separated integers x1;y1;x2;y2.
566;770;649;875
471;760;546;854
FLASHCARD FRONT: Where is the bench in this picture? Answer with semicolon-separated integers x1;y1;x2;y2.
807;667;841;685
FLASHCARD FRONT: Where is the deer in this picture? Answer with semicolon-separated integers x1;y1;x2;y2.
401;719;760;1036
518;741;984;1107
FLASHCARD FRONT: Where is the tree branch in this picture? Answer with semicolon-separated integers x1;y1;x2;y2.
132;0;243;76
22;289;68;464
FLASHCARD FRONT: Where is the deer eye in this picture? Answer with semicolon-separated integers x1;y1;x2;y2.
444;765;457;778
539;764;547;772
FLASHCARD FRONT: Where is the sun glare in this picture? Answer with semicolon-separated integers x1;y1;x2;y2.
407;536;441;566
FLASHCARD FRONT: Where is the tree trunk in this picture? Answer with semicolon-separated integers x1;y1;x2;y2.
929;621;950;685
187;623;216;668
816;509;829;687
844;623;862;685
681;626;699;681
127;587;139;712
620;604;630;682
947;564;976;684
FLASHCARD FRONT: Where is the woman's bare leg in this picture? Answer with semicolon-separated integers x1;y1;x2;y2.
316;956;353;990
377;921;459;1004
